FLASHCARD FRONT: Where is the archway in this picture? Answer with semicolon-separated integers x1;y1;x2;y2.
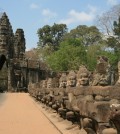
0;54;7;70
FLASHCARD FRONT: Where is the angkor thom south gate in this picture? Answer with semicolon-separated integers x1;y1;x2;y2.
0;12;47;92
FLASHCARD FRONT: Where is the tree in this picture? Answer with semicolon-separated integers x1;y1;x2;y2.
105;16;120;67
96;4;120;35
113;17;120;38
37;23;67;51
86;43;118;71
96;5;120;68
63;25;102;46
46;38;87;71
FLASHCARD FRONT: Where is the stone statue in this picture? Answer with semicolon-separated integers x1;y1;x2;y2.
116;61;120;85
59;73;67;88
66;70;76;87
47;78;53;88
76;65;89;86
42;80;47;88
109;104;120;134
92;56;111;86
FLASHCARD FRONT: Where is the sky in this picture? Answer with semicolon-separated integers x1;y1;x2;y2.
0;0;120;50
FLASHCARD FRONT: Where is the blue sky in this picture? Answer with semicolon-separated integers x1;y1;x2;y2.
0;0;120;50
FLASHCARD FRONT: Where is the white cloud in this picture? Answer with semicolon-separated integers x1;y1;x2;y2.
42;9;57;24
107;0;118;5
59;5;97;25
30;3;39;9
42;9;57;18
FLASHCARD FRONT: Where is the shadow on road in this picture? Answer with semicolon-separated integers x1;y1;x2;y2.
0;93;7;106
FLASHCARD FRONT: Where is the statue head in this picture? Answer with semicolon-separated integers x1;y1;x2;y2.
47;78;53;88
76;65;89;86
0;35;7;53
59;73;67;88
92;56;111;86
66;70;76;87
42;80;47;88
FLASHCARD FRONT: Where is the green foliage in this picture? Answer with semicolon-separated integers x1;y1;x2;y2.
86;42;118;71
46;38;87;71
86;45;100;71
99;50;118;69
36;22;120;72
106;16;120;66
114;17;120;37
64;25;102;46
37;23;67;51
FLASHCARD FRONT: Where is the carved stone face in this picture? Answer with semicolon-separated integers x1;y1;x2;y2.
42;80;47;88
0;26;8;35
76;66;89;86
0;35;7;52
15;29;24;41
59;80;67;88
67;71;76;87
77;73;89;86
1;19;8;26
47;78;53;88
59;73;67;88
0;36;7;46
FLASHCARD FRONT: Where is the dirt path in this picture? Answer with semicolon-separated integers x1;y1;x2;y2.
0;93;61;134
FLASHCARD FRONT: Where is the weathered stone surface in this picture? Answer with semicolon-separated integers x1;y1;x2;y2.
102;128;117;134
92;56;112;86
66;70;76;87
116;61;120;85
76;65;90;87
59;73;67;88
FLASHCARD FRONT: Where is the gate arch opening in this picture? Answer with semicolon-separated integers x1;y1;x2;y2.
0;54;7;70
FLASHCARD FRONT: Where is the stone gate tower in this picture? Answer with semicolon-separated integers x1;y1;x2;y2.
0;12;26;92
0;12;47;92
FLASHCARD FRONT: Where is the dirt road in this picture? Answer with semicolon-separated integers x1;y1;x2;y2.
0;93;61;134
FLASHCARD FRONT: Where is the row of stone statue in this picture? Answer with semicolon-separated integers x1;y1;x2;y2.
41;56;120;89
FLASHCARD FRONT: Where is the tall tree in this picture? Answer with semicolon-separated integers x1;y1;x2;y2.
96;4;120;35
107;17;120;52
63;25;102;46
37;23;67;51
105;16;120;69
46;38;87;71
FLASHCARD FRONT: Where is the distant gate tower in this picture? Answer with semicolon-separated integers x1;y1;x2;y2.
0;12;26;92
0;12;47;92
